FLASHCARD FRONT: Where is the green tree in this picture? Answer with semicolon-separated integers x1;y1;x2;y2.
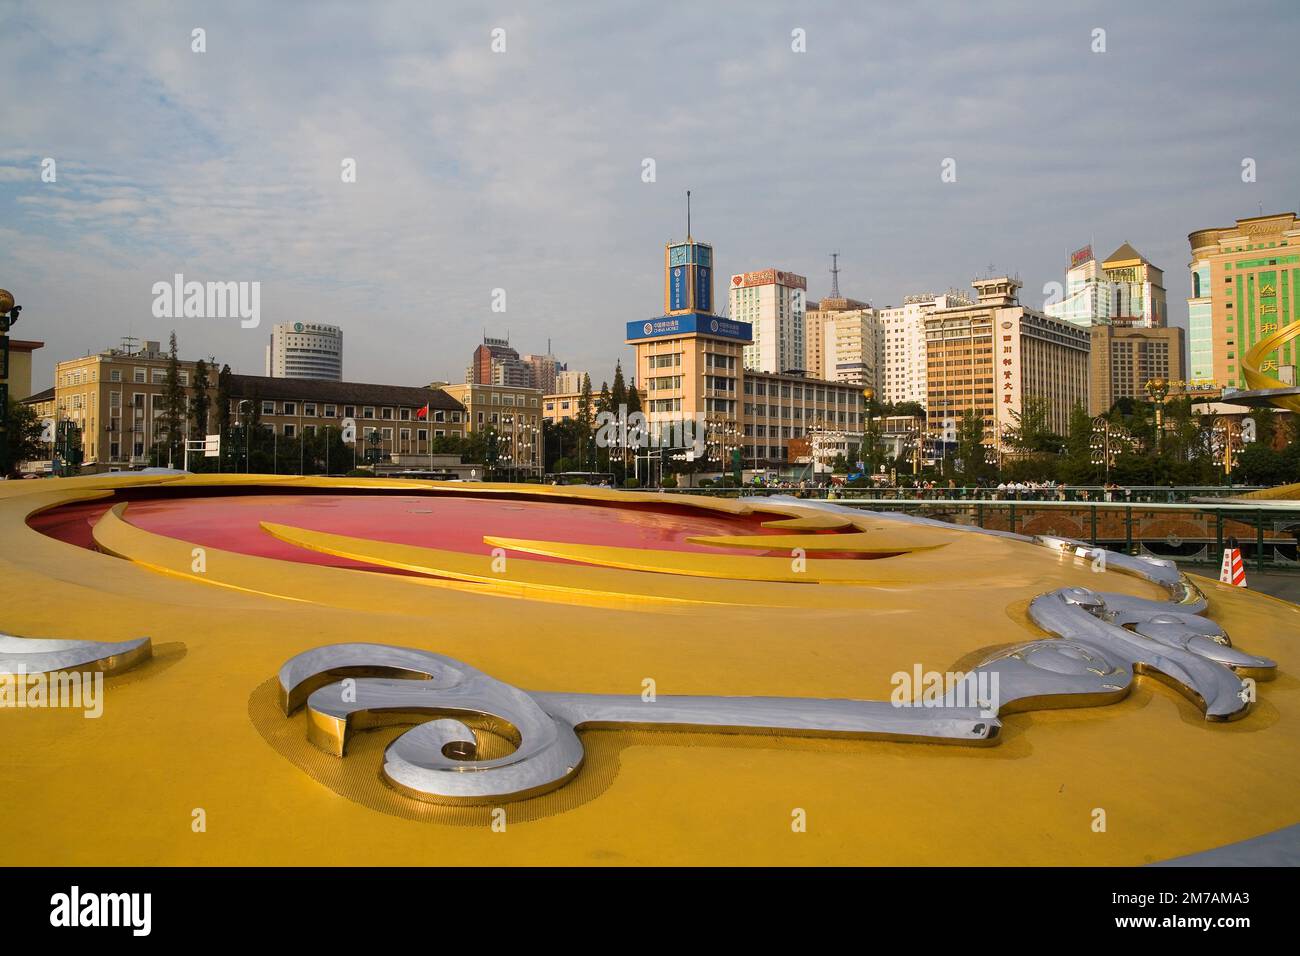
216;364;233;469
188;358;212;472
159;331;186;467
955;409;990;482
4;398;45;477
1058;403;1098;485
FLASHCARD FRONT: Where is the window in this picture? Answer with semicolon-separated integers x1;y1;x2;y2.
344;406;356;417
381;428;393;440
399;408;410;421
417;429;427;441
134;368;146;383
262;401;275;415
304;404;316;417
324;405;336;418
363;407;375;419
283;424;296;438
152;369;165;384
381;408;393;420
283;402;296;415
110;369;122;383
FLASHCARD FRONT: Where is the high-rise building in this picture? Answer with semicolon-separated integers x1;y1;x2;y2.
1046;246;1110;327
806;295;869;379
521;351;564;394
553;369;586;395
1187;212;1300;390
266;322;343;381
925;277;1090;453
824;305;879;389
730;269;807;374
1088;325;1185;416
1046;243;1167;329
469;335;530;388
877;291;970;407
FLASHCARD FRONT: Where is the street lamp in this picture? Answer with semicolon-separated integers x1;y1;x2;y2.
1145;377;1169;454
1212;416;1242;483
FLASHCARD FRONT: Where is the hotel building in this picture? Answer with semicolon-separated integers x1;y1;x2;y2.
1046;243;1167;329
730;269;807;374
266;322;343;381
1087;325;1185;416
1187;212;1300;389
925;277;1090;451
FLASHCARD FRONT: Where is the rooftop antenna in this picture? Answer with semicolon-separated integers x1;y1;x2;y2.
830;252;841;299
686;189;691;241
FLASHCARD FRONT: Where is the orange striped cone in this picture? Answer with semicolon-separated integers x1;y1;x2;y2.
1220;539;1248;588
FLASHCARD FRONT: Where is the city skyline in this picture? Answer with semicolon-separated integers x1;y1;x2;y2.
3;1;1298;391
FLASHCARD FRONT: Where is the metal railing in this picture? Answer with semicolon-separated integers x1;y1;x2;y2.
656;487;1299;574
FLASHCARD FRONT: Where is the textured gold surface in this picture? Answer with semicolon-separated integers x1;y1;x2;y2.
2;473;1297;865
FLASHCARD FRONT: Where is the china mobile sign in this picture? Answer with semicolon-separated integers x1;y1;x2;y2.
625;314;752;342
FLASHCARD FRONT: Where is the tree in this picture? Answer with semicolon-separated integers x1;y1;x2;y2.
610;361;627;412
576;373;594;470
4;398;45;477
1006;397;1063;454
159;331;186;467
216;364;233;469
955;410;990;482
1058;403;1098;485
188;358;212;472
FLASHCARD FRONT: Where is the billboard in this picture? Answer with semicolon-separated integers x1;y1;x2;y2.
730;269;807;290
695;266;711;313
626;313;752;343
1069;245;1093;269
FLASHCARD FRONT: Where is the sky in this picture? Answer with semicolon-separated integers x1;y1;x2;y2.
2;0;1298;392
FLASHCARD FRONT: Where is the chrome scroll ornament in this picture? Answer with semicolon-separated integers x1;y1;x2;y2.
274;528;1276;806
278;642;1001;805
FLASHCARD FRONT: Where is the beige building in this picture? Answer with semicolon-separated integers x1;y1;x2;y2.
3;338;43;401
804;296;869;380
730;268;807;374
47;340;214;471
821;301;879;390
629;235;862;472
925;277;1090;453
1088;325;1185;416
437;382;543;475
1187;212;1300;390
743;370;863;468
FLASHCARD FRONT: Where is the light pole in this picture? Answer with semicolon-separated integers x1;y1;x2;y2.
1145;377;1169;455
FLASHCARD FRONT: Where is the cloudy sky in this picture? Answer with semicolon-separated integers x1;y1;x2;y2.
3;0;1297;391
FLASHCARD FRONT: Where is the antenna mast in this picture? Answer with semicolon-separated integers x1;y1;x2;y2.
686;190;691;240
830;252;841;299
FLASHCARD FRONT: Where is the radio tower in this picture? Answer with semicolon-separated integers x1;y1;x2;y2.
829;252;841;299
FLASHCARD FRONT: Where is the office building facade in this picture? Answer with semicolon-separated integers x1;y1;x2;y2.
730;269;807;374
925;277;1090;452
1187;212;1300;390
266;322;343;381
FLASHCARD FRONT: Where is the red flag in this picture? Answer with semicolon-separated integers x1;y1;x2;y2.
417;404;428;420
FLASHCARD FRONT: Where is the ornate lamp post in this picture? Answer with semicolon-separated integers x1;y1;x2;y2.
1145;377;1169;455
